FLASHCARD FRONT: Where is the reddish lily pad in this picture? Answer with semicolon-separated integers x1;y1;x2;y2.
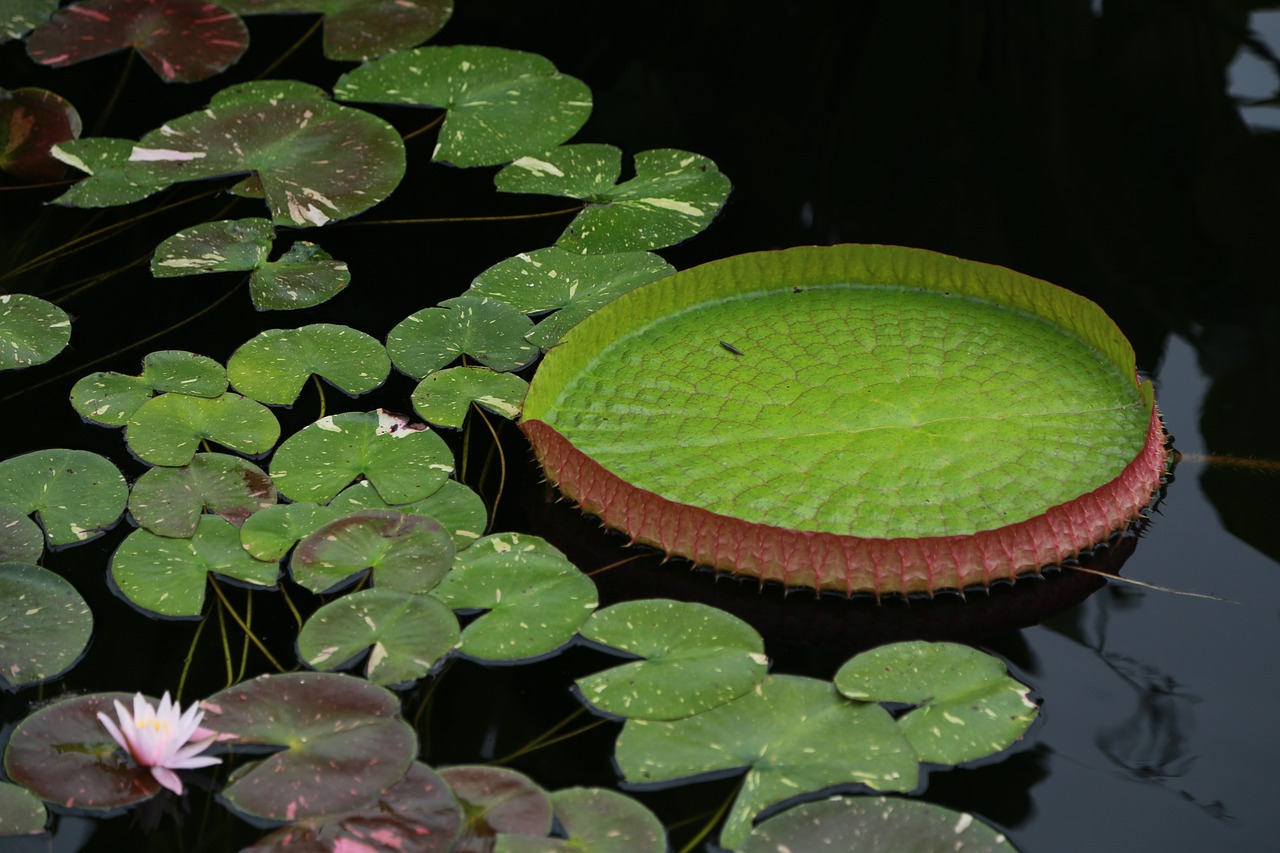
290;509;455;594
0;87;82;181
223;0;453;62
238;501;347;561
0;562;93;690
438;766;553;852
127;452;277;537
25;0;249;83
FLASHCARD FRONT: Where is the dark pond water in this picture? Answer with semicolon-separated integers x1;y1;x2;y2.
4;2;1280;851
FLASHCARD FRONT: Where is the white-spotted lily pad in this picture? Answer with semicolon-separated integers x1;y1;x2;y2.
330;478;487;551
495;787;666;853
495;146;731;253
222;0;453;62
227;324;390;405
0;449;127;547
412;366;528;429
439;766;553;849
835;641;1039;766
0;780;47;836
0;293;71;370
0;505;45;563
250;241;350;309
290;509;455;594
334;45;591;167
298;587;459;685
430;533;597;662
0;562;93;690
574;599;767;721
238;502;348;561
387;296;539;378
50;137;174;206
3;0;58;41
1;87;82;182
71;350;227;426
125;391;280;467
128;452;277;537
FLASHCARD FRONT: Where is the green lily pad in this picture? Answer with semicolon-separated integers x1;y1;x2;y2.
0;87;82;182
4;692;161;810
412;366;528;428
228;324;390;405
250;241;351;309
330;478;488;551
238;501;348;561
439;766;553;851
223;0;453;62
201;672;418;822
25;0;249;83
151;218;274;275
110;515;279;618
0;505;45;563
128;452;277;538
125;391;280;467
298;587;460;685
740;796;1016;852
71;350;228;426
495;146;731;253
0;562;93;690
388;296;539;378
835;641;1039;766
495;787;666;853
0;293;71;370
0;449;127;547
270;410;453;503
429;533;597;662
574;599;768;721
3;0;58;41
0;780;47;836
333;45;592;167
615;674;918;850
469;247;675;348
290;509;455;594
49;137;173;206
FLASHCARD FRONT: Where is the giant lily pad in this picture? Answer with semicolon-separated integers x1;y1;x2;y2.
227;323;390;405
495;787;666;853
125;391;280;466
71;350;227;426
290;509;455;594
0;562;93;690
0;449;127;547
0;294;71;370
521;245;1169;595
0;87;82;182
127;452;277;537
388;296;539;378
200;672;417;822
223;0;453;61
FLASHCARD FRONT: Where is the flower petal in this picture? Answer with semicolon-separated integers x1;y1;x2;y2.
96;711;128;753
150;765;184;796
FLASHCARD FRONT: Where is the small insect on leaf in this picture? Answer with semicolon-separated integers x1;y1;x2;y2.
720;341;744;356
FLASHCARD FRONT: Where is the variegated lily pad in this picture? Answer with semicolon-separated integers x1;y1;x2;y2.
0;562;93;690
71;350;227;426
495;787;666;853
387;296;539;378
439;766;553;851
0;505;44;563
411;366;528;429
330;479;487;551
0;293;71;370
3;0;58;41
0;449;127;547
125;391;280;466
223;0;453;61
127;452;277;537
0;780;47;836
227;323;390;405
238;501;347;561
290;509;455;594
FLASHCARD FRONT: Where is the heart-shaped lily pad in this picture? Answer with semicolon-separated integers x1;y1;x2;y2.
0;561;93;690
71;350;227;426
0;780;47;836
3;0;58;41
125;391;280;466
330;478;487;551
495;787;666;853
128;452;277;537
0;293;71;370
1;87;82;182
521;245;1169;595
388;296;539;378
49;137;174;206
411;366;528;428
0;505;44;563
290;509;455;594
0;449;127;547
222;0;453;61
228;323;390;405
238;501;347;561
201;672;417;822
439;765;553;850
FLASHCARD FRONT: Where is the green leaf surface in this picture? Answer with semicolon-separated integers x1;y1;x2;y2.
238;501;348;561
290;509;455;594
0;449;127;547
495;787;666;853
330;478;488;551
0;87;82;182
110;515;279;617
298;587;460;685
615;674;918;850
250;241;351;310
0;505;44;563
71;350;227;426
223;0;453;61
270;410;453;503
495;146;731;253
125;391;280;467
3;0;58;41
228;324;390;405
439;766;553;850
150;217;274;276
412;366;528;428
388;296;539;378
0;780;47;836
49;137;173;206
575;599;767;720
430;533;597;662
0;562;93;690
835;641;1039;765
333;45;592;167
128;452;277;537
0;293;71;370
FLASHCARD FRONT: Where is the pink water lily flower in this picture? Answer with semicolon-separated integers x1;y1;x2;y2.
97;692;221;795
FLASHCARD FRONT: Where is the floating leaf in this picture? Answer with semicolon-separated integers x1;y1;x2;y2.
495;146;731;253
469;247;674;347
387;296;539;378
0;87;82;181
0;449;127;547
0;780;47;836
270;410;452;503
331;478;488;551
238;501;347;561
50;137;174;206
298;587;459;685
0;505;44;563
110;515;279;617
291;509;455;594
439;766;552;851
834;641;1039;765
430;533;597;662
615;674;918;850
228;324;390;405
125;391;280;467
412;366;528;428
3;0;58;41
128;452;277;537
71;350;227;426
25;0;249;83
223;0;453;61
150;217;274;274
0;562;93;690
201;672;417;822
251;241;350;309
334;45;592;167
575;599;767;721
0;294;71;370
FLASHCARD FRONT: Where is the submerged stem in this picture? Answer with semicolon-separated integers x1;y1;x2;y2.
208;578;289;673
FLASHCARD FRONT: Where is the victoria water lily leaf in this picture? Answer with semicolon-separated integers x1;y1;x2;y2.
332;478;487;551
290;509;455;594
333;45;591;167
298;587;460;685
228;324;390;405
25;0;249;83
0;293;71;370
438;766;553;851
615;674;918;850
110;515;279;617
3;0;58;40
739;796;1015;853
430;533;597;662
201;672;417;822
0;562;93;690
250;241;350;309
411;366;528;429
0;506;44;563
238;501;346;560
495;787;666;853
71;350;227;426
495;146;731;253
242;761;463;853
128;452;277;537
0;450;127;547
835;641;1038;766
388;296;539;378
0;87;82;182
521;244;1169;595
223;0;453;61
4;692;161;810
469;247;675;348
574;599;767;721
125;392;279;467
0;780;46;836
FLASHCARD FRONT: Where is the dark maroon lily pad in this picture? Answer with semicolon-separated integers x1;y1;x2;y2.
0;87;82;182
439;766;553;852
128;452;277;537
25;0;249;83
224;0;453;62
201;672;417;822
290;509;455;594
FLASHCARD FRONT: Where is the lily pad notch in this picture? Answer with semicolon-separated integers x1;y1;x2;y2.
520;244;1170;596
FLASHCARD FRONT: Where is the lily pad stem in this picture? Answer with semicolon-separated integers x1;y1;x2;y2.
208;578;288;674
